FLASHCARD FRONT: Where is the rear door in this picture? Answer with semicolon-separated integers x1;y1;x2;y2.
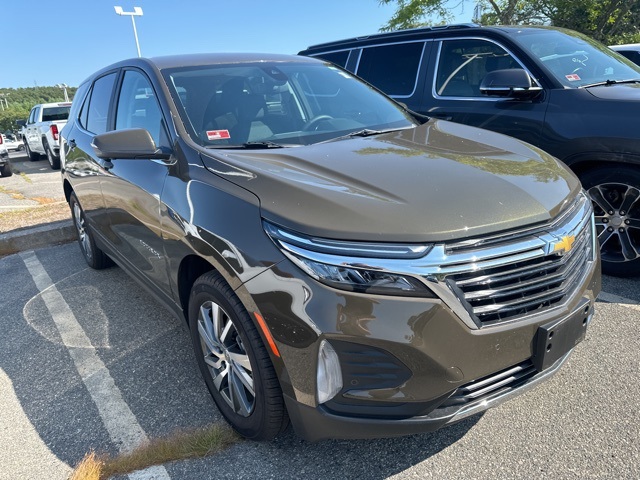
353;40;433;113
63;72;118;231
423;37;548;146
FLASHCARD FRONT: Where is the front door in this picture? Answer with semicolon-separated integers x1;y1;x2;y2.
424;37;548;147
99;69;174;298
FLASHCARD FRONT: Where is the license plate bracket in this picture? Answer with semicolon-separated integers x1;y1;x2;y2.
532;299;590;372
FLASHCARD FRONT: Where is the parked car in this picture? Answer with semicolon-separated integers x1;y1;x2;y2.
21;102;72;169
610;43;640;66
2;134;24;152
0;136;12;177
60;53;600;441
300;24;640;277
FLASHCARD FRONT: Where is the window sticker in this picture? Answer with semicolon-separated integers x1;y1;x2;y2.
565;74;581;81
206;130;231;140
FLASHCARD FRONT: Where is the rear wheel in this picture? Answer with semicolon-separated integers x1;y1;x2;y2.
188;271;288;440
0;163;12;177
581;165;640;277
69;192;112;269
44;139;60;170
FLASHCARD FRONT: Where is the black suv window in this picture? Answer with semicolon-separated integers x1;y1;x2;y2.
115;70;165;147
85;73;117;134
436;39;521;97
356;42;425;96
315;50;350;68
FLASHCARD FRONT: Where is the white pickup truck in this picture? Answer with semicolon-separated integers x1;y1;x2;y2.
22;102;72;170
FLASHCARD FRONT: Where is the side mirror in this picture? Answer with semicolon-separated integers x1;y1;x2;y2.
15;119;26;127
480;69;542;99
91;128;171;160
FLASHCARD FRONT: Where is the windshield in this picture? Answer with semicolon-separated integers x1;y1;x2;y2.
163;61;417;147
42;106;70;122
512;28;640;88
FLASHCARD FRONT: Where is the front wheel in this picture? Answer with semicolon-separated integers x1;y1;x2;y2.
581;165;640;277
44;139;60;170
69;192;112;269
25;141;40;161
188;271;288;440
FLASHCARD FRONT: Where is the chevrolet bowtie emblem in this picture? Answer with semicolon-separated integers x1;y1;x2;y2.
553;235;576;255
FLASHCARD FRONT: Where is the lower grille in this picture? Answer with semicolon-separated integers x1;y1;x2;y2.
440;360;537;408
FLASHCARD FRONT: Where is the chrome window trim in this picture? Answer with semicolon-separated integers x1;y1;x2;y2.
432;36;542;102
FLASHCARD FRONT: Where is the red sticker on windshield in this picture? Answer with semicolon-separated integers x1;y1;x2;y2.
565;74;581;81
206;130;230;140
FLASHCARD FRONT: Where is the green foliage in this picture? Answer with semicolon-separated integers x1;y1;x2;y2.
379;0;640;44
0;86;77;132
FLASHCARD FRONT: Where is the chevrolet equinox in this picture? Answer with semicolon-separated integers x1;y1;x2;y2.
60;53;600;441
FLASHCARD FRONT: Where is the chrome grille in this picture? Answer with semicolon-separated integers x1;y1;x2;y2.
440;360;536;408
446;195;594;326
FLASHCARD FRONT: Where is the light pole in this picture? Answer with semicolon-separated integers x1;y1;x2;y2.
114;6;143;57
0;93;9;111
56;84;70;102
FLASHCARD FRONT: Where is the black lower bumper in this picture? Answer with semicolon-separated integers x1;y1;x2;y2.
285;350;574;442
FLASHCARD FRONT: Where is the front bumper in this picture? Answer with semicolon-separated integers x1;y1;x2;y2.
284;350;574;441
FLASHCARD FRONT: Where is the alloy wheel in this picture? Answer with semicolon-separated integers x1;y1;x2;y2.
589;183;640;263
72;201;93;262
197;300;255;417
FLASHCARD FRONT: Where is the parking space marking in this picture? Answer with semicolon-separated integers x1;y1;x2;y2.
599;291;640;311
20;251;171;480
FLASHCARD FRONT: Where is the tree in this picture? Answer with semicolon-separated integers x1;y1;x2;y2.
378;0;640;44
378;0;545;30
0;86;77;132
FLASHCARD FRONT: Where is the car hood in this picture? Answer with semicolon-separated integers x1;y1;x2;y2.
199;120;580;242
584;82;640;100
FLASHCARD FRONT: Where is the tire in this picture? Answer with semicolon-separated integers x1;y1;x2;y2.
188;271;289;440
580;165;640;277
44;139;60;170
69;192;113;269
0;163;12;177
25;141;40;161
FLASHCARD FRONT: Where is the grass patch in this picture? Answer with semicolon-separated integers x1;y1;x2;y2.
71;424;240;480
20;171;32;183
0;202;70;233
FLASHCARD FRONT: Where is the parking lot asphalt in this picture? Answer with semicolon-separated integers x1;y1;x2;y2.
1;240;639;479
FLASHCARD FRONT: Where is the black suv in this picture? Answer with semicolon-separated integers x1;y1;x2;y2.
300;24;640;277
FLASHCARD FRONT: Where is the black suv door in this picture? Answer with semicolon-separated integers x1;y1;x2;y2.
423;37;548;147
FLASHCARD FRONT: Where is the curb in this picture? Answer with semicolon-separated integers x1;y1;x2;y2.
0;220;76;257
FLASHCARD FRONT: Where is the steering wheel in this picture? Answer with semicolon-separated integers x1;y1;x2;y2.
302;115;334;131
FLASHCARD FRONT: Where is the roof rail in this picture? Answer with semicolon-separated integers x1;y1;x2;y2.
304;23;480;51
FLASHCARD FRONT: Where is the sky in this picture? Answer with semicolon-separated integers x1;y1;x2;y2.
0;0;472;89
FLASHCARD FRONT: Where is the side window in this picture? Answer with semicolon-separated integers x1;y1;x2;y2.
356;42;425;96
115;70;165;147
436;39;521;97
315;50;350;68
85;72;117;134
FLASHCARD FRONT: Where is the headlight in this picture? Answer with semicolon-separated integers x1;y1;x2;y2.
263;221;435;297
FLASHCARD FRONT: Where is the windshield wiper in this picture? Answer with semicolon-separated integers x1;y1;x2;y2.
241;141;288;149
581;78;640;88
318;127;412;144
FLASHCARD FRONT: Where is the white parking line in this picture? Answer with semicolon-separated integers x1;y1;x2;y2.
20;251;170;480
599;291;640;311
